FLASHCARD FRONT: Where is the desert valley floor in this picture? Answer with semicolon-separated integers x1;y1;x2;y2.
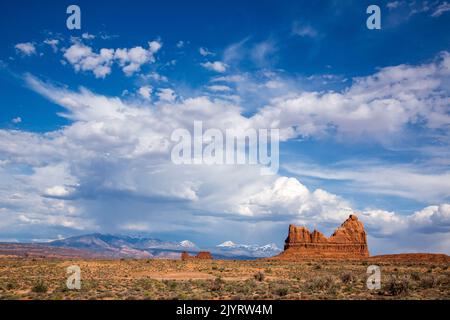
0;257;449;300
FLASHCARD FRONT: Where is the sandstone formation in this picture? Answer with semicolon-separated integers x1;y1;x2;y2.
275;215;369;259
181;251;213;260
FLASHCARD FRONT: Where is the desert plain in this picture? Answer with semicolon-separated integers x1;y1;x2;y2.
0;256;449;300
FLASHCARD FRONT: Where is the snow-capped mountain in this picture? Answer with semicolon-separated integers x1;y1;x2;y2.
213;241;282;258
217;241;237;247
47;234;281;259
179;240;197;248
49;234;200;258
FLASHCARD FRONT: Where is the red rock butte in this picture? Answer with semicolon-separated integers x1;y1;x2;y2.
275;214;369;259
181;251;213;260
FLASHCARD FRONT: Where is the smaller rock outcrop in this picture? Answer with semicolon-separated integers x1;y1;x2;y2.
181;251;213;260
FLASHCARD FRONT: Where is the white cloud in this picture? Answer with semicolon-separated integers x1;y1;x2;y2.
148;40;162;53
157;88;176;102
63;40;162;78
199;47;214;56
212;74;247;83
44;185;72;197
64;44;114;78
115;45;154;76
11;117;22;124
201;61;228;73
251;52;450;142
284;161;450;203
264;80;283;89
141;72;168;82
292;22;318;38
237;177;353;222
1;50;449;253
251;40;277;66
44;39;59;52
206;85;232;92
386;1;403;10
431;1;450;17
81;32;95;40
15;42;36;56
138;85;152;100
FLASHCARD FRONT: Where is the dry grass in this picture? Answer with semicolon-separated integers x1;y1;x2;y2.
0;258;448;300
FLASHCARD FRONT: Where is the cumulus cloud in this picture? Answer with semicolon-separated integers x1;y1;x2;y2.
138;86;152;100
1;50;450;253
251;52;450;142
15;42;36;56
237;177;353;222
44;39;59;52
114;41;161;76
63;43;114;78
142;72;168;82
157;88;176;102
237;176;450;251
11;117;22;124
63;40;162;78
201;61;228;73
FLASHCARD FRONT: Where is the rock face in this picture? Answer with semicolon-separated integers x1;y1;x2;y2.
276;215;369;259
181;251;213;260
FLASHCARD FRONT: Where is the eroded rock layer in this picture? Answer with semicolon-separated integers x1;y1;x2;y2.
276;215;369;259
181;251;213;260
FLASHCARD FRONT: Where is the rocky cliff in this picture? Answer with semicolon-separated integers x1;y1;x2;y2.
181;251;213;260
276;215;369;259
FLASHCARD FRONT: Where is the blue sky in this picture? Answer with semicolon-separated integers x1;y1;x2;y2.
0;0;449;254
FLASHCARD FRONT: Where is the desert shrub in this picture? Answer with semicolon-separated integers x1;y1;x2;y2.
386;276;409;296
254;271;265;282
313;264;321;270
273;286;289;297
340;272;356;284
306;276;335;291
410;272;421;281
32;280;48;293
419;275;438;289
210;277;224;292
168;281;177;290
6;283;17;290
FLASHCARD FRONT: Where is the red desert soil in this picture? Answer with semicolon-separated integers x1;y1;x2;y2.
369;253;450;263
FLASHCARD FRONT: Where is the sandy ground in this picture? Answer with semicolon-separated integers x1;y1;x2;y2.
0;257;449;300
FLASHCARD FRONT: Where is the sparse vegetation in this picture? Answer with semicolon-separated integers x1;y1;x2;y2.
385;275;409;296
0;258;448;300
340;272;356;284
254;271;265;282
31;280;48;293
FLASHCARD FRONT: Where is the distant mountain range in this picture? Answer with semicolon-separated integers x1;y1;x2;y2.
43;233;281;259
216;241;282;258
